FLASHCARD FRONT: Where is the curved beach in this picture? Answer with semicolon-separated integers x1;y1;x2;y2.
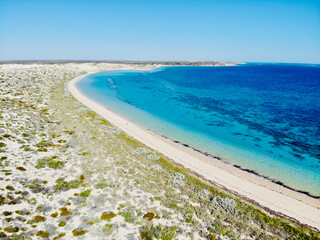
69;72;320;231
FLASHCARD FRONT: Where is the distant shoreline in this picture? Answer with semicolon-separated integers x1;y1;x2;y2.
0;60;242;66
2;60;320;65
69;70;320;231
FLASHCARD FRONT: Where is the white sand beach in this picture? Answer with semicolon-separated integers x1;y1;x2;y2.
69;72;320;231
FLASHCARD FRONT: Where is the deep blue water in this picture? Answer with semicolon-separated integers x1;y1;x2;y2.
77;64;320;196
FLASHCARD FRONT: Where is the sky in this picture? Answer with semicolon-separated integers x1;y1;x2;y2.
0;0;319;63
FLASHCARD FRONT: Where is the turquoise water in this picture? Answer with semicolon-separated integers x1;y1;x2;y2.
77;64;320;197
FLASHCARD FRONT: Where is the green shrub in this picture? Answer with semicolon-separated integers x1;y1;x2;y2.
55;179;82;190
94;180;108;189
35;157;65;169
23;146;31;151
80;189;91;197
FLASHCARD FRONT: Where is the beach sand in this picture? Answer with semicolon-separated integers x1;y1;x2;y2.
69;72;320;231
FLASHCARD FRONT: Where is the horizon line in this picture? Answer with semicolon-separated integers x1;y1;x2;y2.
0;60;319;65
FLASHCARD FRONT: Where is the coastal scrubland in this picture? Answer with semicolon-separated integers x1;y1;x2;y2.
0;63;319;239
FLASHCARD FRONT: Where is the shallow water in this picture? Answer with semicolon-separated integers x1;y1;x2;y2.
77;64;320;196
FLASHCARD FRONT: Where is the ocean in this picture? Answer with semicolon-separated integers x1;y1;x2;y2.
76;63;320;197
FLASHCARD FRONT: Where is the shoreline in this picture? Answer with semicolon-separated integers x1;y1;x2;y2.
160;134;320;200
68;71;320;231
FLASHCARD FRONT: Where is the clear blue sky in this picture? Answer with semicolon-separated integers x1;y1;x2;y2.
0;0;319;63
